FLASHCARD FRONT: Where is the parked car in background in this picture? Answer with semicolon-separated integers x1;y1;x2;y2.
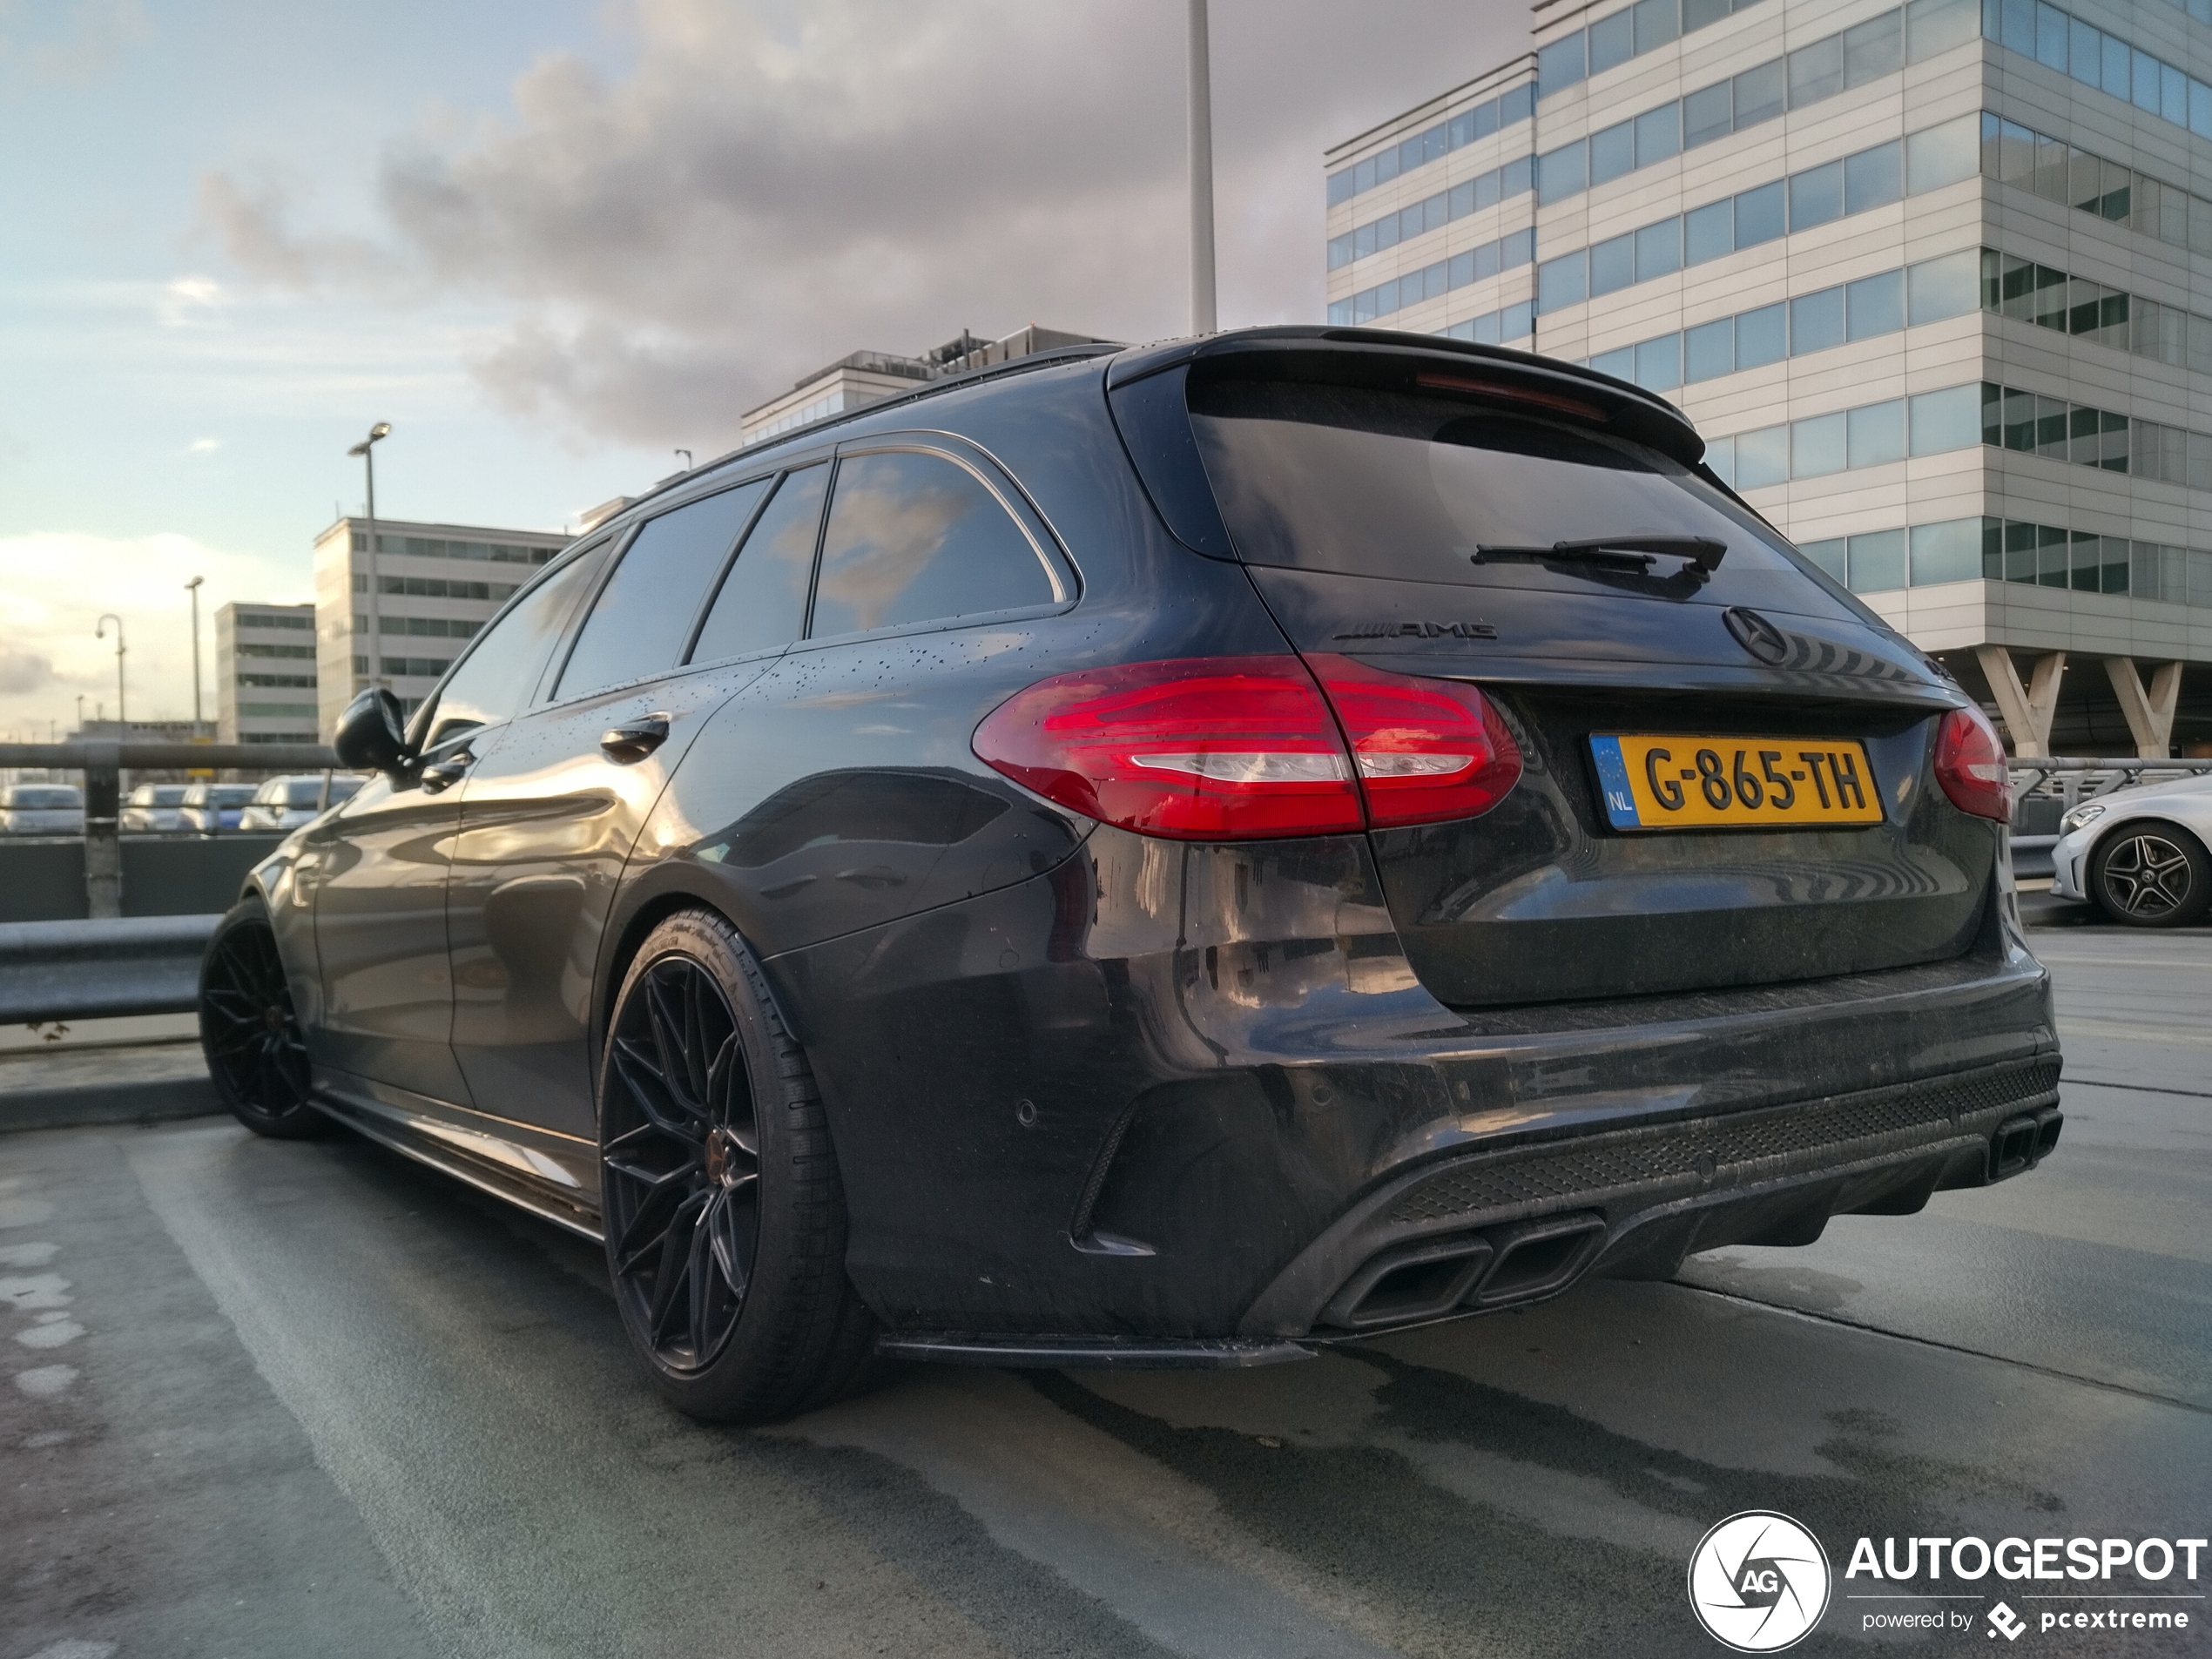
2051;772;2212;927
239;773;363;832
179;781;259;833
0;784;84;835
120;783;192;832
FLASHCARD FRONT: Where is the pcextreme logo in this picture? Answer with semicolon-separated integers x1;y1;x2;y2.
1688;1511;1832;1652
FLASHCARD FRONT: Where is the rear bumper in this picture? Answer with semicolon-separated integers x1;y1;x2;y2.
1242;1052;2060;1338
772;828;2059;1343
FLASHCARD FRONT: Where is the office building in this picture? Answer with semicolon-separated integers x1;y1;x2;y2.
311;517;570;738
215;602;318;745
1325;0;2212;755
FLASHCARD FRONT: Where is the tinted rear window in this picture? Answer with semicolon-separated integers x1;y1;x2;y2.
7;788;78;808
1187;380;1844;610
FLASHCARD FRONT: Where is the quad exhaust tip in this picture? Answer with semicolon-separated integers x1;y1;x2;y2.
1992;1106;2063;1182
1321;1212;1608;1332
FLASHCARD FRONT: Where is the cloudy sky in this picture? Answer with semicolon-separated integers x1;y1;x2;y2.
0;0;1520;738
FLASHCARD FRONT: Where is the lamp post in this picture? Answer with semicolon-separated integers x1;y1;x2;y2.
185;576;205;731
1186;0;1217;335
347;421;392;690
95;613;125;727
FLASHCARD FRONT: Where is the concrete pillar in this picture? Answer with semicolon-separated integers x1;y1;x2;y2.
81;740;122;920
2104;658;2183;759
1974;646;2067;757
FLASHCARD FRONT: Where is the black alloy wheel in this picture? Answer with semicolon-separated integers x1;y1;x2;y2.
2089;821;2212;928
601;953;760;1373
199;898;323;1138
597;909;876;1420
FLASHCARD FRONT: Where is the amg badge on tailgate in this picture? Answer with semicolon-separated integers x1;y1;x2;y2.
1332;620;1499;641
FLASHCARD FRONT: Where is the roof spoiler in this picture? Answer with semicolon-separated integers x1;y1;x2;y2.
1104;326;1704;469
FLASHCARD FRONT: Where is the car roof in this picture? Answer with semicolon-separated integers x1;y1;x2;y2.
586;325;1707;542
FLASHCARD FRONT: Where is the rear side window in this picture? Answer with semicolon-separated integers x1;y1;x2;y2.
431;545;603;744
808;449;1056;639
689;465;827;664
1187;379;1817;603
556;481;771;700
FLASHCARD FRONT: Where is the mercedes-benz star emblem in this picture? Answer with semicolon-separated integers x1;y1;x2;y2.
1687;1511;1831;1652
1723;606;1791;666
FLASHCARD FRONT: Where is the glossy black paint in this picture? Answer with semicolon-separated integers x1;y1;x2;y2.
237;329;2060;1353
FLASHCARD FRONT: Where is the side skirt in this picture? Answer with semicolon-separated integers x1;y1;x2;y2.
875;1334;1314;1369
311;1068;604;1242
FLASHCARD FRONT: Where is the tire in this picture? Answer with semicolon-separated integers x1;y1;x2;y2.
597;908;875;1421
2087;819;2212;928
199;897;326;1138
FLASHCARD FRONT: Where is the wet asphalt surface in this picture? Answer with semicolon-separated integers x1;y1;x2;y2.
2;925;2207;1658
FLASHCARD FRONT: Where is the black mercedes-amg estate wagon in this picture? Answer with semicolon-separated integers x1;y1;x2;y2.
200;327;2063;1420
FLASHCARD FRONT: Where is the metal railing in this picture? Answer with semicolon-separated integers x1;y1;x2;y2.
0;740;337;919
2008;755;2212;809
0;914;219;1024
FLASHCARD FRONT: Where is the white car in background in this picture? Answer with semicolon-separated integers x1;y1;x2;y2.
237;772;363;832
120;783;192;832
2050;772;2212;927
0;784;84;834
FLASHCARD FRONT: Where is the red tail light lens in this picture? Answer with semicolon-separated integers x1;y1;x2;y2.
973;655;1524;840
971;656;1363;840
1932;705;2010;822
1305;653;1522;828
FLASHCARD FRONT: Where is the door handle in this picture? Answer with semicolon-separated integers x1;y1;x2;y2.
600;716;671;765
419;752;474;792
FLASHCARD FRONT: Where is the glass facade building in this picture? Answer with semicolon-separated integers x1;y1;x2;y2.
1324;0;2212;756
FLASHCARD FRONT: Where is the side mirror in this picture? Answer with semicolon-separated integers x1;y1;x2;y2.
334;688;411;776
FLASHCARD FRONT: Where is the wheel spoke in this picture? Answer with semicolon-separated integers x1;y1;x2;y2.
611;1036;701;1142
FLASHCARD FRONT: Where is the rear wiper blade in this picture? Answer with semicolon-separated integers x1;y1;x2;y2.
1474;535;1727;577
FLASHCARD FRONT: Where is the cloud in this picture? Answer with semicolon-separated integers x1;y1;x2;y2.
185;437;220;454
0;532;310;736
192;173;399;293
192;0;1515;450
0;644;52;697
0;0;150;83
155;274;224;327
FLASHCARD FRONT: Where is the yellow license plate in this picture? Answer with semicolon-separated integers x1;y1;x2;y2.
1588;734;1883;830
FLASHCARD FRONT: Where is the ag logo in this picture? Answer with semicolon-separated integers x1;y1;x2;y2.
1688;1511;1831;1651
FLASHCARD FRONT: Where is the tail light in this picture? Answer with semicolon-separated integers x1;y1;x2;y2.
1932;705;2009;821
971;655;1521;840
1304;653;1521;828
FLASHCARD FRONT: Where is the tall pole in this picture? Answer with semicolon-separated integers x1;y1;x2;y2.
1187;0;1217;335
349;422;392;692
185;576;204;728
365;442;378;689
96;613;125;725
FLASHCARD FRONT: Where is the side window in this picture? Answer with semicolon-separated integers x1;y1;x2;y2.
555;480;771;701
809;450;1057;639
429;547;604;746
688;464;828;664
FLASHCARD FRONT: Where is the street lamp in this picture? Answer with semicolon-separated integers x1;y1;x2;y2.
185;576;205;730
95;613;125;727
1186;0;1217;335
347;421;392;690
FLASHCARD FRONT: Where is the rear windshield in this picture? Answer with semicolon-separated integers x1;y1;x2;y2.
1187;380;1851;613
6;787;78;808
